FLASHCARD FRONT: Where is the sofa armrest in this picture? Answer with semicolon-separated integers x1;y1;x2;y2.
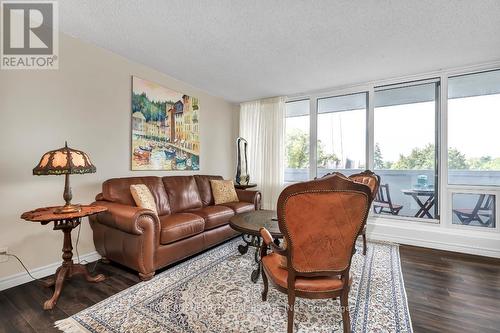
91;201;160;235
235;189;261;210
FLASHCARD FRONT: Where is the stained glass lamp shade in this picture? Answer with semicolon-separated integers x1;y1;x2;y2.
33;142;96;214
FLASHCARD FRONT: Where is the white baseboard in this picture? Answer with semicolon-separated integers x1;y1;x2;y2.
369;232;500;258
0;251;101;291
367;217;500;258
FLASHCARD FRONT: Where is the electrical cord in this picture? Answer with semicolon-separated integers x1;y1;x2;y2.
75;222;81;263
74;222;99;273
5;222;100;283
6;253;42;282
7;252;99;282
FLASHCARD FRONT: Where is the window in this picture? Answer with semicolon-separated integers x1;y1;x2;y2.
285;100;310;182
451;193;495;228
282;66;500;232
316;93;367;177
374;81;439;220
448;70;500;186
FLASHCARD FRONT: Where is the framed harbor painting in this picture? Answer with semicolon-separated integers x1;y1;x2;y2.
131;76;200;171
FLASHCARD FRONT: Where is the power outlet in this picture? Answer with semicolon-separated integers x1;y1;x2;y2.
0;247;8;263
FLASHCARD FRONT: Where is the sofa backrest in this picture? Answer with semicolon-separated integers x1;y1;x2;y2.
102;176;171;215
194;175;224;206
162;176;203;213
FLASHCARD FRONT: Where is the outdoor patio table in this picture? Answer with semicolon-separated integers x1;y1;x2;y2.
401;188;436;218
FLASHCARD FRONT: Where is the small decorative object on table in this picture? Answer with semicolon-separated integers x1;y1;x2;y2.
20;205;107;310
416;174;428;188
235;136;250;185
33;142;96;214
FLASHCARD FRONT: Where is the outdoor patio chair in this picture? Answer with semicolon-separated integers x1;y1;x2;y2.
452;194;495;226
373;183;403;215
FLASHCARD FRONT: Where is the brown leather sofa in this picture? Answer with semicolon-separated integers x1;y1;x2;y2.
89;175;261;280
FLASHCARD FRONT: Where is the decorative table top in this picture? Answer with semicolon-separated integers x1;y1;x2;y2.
234;183;257;190
229;209;282;237
21;205;107;223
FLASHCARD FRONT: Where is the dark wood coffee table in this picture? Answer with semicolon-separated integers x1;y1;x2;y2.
229;210;282;282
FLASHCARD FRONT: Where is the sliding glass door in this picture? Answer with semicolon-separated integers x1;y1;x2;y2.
373;81;439;220
316;93;367;177
285;100;310;182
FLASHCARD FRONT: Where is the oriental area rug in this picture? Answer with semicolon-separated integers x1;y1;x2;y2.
56;239;413;333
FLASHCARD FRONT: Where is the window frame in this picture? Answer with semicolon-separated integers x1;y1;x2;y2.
373;79;441;222
315;91;369;176
284;63;500;233
446;189;498;232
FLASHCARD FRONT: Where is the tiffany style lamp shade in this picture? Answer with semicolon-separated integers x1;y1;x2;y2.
33;142;96;214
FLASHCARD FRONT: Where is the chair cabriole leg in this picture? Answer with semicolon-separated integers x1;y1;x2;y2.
261;269;269;301
138;272;155;281
340;288;351;333
100;256;110;264
287;290;296;333
362;232;367;255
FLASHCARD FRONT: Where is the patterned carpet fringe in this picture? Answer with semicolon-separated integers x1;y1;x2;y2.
55;318;85;333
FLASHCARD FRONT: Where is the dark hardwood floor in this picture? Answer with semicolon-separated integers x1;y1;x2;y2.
400;245;500;333
1;244;499;333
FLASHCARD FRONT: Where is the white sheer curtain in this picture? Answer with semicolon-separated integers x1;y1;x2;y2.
240;96;285;210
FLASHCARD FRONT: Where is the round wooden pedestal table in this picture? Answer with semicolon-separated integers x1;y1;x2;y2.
229;210;282;283
20;205;107;310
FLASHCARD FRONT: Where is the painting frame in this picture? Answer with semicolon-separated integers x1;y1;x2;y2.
131;76;200;171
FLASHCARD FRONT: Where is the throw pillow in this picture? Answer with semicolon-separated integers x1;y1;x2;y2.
130;184;158;215
210;180;239;205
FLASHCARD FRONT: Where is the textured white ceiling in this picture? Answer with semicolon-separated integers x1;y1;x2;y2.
58;0;500;102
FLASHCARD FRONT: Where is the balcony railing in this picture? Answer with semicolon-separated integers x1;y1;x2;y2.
285;168;498;227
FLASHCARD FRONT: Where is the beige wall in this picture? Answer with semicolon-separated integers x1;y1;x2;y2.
0;34;238;279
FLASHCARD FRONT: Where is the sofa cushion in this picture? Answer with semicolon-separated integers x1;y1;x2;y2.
262;253;348;292
194;175;223;206
102;176;171;215
211;180;239;204
219;202;255;214
162;176;203;213
189;206;235;230
159;213;205;245
130;184;158;214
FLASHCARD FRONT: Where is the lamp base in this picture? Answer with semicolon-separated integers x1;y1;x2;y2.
54;204;81;214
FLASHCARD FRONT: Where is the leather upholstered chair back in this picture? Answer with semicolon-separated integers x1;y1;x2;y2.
277;174;371;274
348;170;380;203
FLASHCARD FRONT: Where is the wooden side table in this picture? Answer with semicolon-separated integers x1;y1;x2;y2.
20;205;107;310
234;183;257;190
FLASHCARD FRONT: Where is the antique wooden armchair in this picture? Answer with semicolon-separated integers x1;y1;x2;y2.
259;174;372;333
348;170;380;255
316;170;380;255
